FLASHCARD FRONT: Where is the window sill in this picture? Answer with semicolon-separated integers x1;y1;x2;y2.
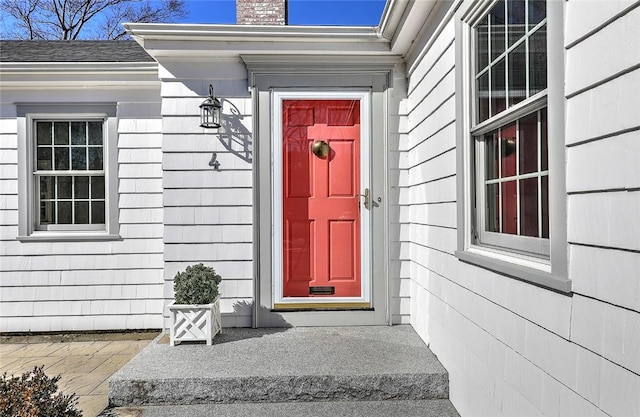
455;247;572;294
17;232;122;242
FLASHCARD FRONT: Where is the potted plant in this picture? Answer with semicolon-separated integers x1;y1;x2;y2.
168;263;222;346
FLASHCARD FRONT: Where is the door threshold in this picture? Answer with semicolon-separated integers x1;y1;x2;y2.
273;302;371;311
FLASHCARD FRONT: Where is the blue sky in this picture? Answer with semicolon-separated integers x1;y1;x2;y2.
176;0;386;25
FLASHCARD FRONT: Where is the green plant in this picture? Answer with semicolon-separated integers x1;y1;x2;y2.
173;263;222;305
0;366;82;417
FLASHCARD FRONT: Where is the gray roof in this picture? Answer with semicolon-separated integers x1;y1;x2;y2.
0;40;154;63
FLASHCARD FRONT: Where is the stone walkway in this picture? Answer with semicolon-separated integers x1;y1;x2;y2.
0;333;157;417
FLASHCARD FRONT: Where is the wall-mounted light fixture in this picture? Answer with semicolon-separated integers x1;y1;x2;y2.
200;84;222;129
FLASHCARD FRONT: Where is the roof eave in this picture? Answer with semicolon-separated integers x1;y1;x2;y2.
124;22;394;59
0;61;159;88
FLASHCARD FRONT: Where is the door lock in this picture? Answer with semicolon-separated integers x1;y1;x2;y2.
359;188;370;210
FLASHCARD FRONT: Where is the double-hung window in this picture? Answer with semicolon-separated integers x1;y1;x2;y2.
456;0;569;292
17;105;119;240
35;120;106;230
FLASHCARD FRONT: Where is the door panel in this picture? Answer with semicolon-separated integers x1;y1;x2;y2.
282;99;361;298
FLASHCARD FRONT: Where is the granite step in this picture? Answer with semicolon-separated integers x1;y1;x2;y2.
100;399;460;417
109;326;452;407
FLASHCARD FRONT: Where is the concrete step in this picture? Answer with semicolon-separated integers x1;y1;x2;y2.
101;399;460;417
109;326;451;407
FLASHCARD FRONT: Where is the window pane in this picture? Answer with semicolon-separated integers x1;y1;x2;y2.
541;175;549;238
40;201;55;224
37;122;52;145
71;122;86;145
500;123;517;178
58;176;72;199
478;71;490;123
501;181;517;235
88;122;103;145
74;201;89;224
520;177;538;237
540;108;548;171
507;0;526;46
529;27;547;96
37;147;52;170
490;1;506;60
476;15;489;71
75;176;89;199
58;201;72;224
519;112;538;174
71;147;87;170
508;41;527;106
491;58;506;116
486;183;500;232
54;122;69;145
40;176;55;200
92;201;105;224
88;148;103;170
485;132;499;180
529;0;546;29
54;147;69;170
91;176;105;199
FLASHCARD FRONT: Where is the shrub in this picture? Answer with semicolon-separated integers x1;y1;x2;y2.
173;263;222;305
0;365;82;417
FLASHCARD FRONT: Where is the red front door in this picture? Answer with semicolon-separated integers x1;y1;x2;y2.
282;99;361;298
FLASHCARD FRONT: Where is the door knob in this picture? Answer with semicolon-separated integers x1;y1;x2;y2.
311;140;330;158
359;188;370;210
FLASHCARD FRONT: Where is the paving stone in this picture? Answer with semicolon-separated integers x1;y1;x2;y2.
51;341;112;356
1;355;64;376
0;343;27;356
8;342;64;357
58;372;111;396
78;395;110;417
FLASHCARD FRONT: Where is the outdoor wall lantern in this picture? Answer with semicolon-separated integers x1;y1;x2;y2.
200;84;222;129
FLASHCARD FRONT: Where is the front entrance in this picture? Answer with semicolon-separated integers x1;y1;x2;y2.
273;92;371;309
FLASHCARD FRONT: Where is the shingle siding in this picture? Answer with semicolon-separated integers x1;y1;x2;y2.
160;74;254;329
402;1;640;416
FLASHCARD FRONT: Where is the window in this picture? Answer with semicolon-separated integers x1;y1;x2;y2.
17;105;119;240
456;0;569;292
35;120;106;230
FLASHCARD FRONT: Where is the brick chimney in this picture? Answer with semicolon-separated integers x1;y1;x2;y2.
236;0;288;25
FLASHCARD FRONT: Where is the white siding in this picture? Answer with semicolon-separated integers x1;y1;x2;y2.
401;1;640;416
0;88;164;332
159;61;253;328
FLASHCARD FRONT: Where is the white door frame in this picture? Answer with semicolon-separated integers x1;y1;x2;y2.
271;90;372;307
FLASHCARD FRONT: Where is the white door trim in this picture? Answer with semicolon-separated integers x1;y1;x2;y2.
271;90;372;307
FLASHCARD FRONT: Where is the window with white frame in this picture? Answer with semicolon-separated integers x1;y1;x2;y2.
456;0;569;291
473;0;549;257
17;106;119;240
35;120;106;230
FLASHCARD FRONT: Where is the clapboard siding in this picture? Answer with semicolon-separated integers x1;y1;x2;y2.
400;1;640;416
0;90;164;332
160;62;253;328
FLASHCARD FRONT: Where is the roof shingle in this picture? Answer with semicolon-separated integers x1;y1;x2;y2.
0;40;154;63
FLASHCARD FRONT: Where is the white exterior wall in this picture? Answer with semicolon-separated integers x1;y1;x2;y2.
402;2;640;416
0;87;165;332
389;62;412;325
158;60;254;328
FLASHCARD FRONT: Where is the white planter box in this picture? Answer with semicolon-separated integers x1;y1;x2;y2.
168;297;221;346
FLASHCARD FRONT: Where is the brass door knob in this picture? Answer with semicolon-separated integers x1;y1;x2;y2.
311;140;330;158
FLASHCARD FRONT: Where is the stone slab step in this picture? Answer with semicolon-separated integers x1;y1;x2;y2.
109;326;450;406
101;399;460;417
